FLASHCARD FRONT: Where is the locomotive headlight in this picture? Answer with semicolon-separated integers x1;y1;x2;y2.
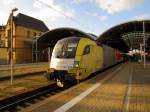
74;61;80;68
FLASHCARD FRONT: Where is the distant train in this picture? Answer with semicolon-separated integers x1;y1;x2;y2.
45;36;123;87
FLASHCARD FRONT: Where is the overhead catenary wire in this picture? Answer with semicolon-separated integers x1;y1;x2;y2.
36;0;95;33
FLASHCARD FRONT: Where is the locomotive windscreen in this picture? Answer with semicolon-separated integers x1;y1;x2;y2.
52;37;80;58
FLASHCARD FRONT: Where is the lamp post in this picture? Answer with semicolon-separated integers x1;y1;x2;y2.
10;8;18;85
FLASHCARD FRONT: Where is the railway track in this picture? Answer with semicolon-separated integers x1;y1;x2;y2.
0;62;123;112
0;80;77;112
0;82;57;112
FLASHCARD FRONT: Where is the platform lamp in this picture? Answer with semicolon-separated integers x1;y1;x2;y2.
10;8;18;85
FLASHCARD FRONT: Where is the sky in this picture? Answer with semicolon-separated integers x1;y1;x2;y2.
0;0;150;36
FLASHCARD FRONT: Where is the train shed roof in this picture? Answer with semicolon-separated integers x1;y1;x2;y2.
37;27;95;49
97;20;150;52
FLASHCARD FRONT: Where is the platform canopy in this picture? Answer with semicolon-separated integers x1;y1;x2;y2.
37;27;95;50
97;20;150;52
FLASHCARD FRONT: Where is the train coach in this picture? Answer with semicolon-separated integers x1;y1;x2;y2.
45;36;123;87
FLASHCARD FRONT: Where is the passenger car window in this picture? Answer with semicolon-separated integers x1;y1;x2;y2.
83;45;90;55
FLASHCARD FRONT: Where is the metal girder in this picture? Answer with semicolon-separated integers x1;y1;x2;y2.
97;20;150;52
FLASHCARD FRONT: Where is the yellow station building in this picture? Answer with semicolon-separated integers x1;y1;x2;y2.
0;13;49;64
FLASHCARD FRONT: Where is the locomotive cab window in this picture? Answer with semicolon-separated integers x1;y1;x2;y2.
83;45;90;55
53;37;80;58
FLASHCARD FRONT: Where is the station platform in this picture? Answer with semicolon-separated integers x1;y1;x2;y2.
0;62;48;78
23;62;150;112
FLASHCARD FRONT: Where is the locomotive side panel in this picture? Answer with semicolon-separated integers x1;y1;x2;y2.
93;45;103;71
103;45;116;68
74;38;103;80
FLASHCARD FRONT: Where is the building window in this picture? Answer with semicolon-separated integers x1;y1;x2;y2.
24;41;32;49
8;30;11;48
0;35;2;47
27;31;30;38
33;32;36;37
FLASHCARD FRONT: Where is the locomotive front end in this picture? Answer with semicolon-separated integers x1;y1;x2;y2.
46;37;80;87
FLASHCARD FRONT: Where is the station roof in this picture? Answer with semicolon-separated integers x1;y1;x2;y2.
13;13;49;32
97;20;150;52
37;27;95;49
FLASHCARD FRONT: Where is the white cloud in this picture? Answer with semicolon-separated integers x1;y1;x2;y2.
99;15;107;21
33;1;42;9
85;11;108;21
0;0;15;10
0;0;75;29
72;0;93;4
33;0;75;22
72;0;144;14
3;0;14;5
0;0;16;24
95;0;144;14
133;14;150;20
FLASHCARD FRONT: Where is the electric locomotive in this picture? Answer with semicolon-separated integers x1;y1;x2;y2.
45;36;122;87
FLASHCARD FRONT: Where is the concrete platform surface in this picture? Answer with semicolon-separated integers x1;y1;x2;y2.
22;62;150;112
